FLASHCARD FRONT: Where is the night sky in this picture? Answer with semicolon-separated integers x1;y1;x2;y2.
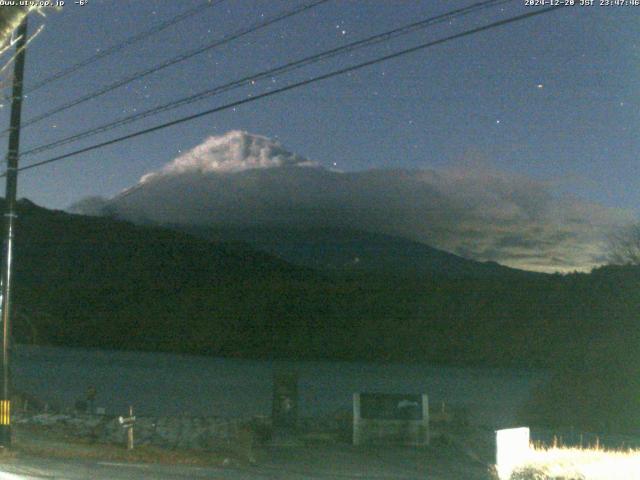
0;0;637;272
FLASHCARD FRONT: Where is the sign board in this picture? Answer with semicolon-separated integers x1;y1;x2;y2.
359;393;424;420
353;392;429;446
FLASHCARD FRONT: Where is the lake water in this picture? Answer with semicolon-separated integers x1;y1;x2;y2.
11;344;548;429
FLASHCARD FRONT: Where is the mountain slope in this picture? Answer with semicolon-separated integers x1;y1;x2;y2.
10;199;327;356
68;130;618;273
183;225;542;279
1;199;635;370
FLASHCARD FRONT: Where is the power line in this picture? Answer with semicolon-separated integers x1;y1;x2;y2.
22;0;514;158
0;0;224;102
7;5;566;179
15;5;565;176
1;0;329;136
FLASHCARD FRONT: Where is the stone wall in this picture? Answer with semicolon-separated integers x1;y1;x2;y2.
14;413;262;451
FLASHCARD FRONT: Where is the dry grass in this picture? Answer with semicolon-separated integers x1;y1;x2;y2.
508;444;640;480
10;425;244;467
14;440;229;466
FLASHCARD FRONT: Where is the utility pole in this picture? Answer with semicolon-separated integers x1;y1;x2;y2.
0;15;28;448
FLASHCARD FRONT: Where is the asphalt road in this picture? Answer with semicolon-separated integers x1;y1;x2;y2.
0;444;492;480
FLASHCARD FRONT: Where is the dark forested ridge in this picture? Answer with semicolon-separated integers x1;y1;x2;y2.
5;199;639;370
178;225;541;279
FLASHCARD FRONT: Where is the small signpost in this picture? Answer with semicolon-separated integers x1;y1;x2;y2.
118;406;136;450
86;386;96;415
272;372;298;431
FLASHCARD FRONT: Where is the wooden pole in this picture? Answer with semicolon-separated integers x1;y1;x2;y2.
0;15;28;448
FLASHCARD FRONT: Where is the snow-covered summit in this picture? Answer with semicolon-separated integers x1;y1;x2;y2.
141;130;316;183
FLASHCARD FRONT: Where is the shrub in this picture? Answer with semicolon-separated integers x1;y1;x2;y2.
520;332;640;435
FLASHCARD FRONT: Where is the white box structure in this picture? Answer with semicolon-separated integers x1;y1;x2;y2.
353;393;429;446
495;427;531;479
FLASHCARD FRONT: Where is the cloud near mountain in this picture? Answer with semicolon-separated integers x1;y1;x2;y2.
141;130;317;179
69;130;634;273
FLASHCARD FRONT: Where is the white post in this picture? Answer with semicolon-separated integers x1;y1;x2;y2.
127;405;134;450
495;427;530;479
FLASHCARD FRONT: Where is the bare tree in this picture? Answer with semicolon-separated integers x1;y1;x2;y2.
608;224;640;265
